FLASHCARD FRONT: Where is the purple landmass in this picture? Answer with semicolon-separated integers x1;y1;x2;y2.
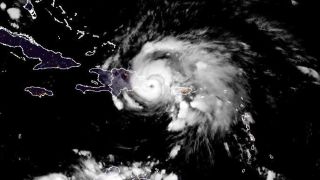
75;68;113;94
24;86;54;98
110;68;132;96
23;0;37;19
23;0;33;11
75;68;133;96
0;26;80;70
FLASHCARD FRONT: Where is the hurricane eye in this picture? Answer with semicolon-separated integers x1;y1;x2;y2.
151;51;171;60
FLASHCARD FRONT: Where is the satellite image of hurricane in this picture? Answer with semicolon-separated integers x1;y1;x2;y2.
1;0;320;180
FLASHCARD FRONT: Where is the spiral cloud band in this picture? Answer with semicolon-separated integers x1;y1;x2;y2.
107;36;250;151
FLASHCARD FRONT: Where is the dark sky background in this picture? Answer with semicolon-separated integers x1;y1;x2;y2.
0;0;320;180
